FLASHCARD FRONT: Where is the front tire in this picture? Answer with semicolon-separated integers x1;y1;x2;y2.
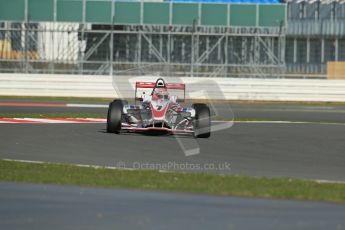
107;100;125;134
193;103;211;138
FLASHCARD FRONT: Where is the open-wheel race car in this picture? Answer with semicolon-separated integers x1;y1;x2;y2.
106;78;211;138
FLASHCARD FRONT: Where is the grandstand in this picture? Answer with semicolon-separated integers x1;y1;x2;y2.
0;0;344;78
286;0;345;77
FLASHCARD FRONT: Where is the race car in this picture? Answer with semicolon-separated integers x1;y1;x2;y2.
106;78;210;138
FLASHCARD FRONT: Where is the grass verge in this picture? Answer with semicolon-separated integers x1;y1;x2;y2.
1;95;345;106
1;159;344;203
1;113;345;125
0;112;305;122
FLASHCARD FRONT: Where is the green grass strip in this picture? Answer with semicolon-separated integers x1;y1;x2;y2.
0;159;344;203
1;95;345;106
1;113;344;125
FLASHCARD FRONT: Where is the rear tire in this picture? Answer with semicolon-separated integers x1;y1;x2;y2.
107;100;125;134
192;103;211;138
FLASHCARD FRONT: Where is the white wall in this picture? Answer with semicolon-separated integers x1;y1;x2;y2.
1;73;345;102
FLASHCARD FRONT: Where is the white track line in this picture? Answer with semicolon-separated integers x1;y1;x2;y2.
2;158;135;171
66;103;108;108
0;118;344;126
233;120;345;126
20;118;107;123
214;120;345;126
0;118;106;124
20;118;72;123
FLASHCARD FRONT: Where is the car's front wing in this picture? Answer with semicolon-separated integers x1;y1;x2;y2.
121;123;194;135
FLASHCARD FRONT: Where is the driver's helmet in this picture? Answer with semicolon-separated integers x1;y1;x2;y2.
152;88;169;101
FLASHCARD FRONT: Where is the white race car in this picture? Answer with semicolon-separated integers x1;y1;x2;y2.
107;78;210;138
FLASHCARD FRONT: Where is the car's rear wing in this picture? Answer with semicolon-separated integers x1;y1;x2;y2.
135;81;186;103
135;82;185;90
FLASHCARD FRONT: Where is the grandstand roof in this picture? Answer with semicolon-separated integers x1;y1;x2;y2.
169;0;281;3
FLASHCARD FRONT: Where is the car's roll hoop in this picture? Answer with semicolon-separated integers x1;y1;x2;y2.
135;78;186;103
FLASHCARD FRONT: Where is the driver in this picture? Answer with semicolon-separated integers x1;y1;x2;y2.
152;88;169;101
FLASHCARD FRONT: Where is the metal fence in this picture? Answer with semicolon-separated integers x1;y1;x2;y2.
4;0;345;78
0;22;286;78
0;0;287;78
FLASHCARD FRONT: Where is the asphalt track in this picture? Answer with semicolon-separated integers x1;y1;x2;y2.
0;121;344;181
1;182;345;230
1;101;345;181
